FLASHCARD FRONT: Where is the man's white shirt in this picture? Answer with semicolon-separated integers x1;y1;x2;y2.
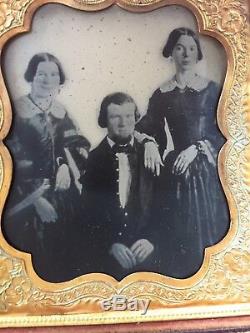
107;136;133;209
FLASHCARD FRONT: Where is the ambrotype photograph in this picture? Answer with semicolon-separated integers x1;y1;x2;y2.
2;4;230;283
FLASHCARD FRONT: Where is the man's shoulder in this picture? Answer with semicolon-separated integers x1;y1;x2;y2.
84;138;113;183
88;139;109;162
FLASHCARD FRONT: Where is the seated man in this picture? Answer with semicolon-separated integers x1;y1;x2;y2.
81;92;159;280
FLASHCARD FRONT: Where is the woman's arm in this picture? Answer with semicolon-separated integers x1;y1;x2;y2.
136;91;164;175
55;109;91;191
59;111;91;159
136;90;161;138
201;82;225;154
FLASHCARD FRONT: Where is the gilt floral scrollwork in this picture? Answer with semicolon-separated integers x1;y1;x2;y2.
0;1;14;32
0;258;11;289
0;0;32;36
205;269;232;299
196;0;247;33
3;276;32;306
218;7;246;34
202;250;250;303
196;0;248;58
224;250;250;284
0;255;34;311
197;0;218;15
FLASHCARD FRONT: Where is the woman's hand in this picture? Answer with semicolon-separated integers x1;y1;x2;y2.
77;147;89;159
198;140;216;166
144;142;164;176
55;164;71;191
172;145;198;175
34;197;58;223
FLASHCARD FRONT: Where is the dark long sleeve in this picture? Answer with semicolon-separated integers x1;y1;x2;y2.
201;82;225;152
136;90;167;156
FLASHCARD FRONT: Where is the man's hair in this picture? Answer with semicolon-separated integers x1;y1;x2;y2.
24;52;66;84
98;92;140;128
162;27;203;61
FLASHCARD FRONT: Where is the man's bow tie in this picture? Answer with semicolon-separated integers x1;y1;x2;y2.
112;143;135;154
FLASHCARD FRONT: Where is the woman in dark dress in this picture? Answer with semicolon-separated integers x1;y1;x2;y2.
138;28;229;278
3;53;90;282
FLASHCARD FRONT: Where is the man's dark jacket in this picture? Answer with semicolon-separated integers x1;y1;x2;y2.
81;137;158;279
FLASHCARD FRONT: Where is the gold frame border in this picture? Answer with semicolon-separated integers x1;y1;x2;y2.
1;304;250;328
0;0;249;327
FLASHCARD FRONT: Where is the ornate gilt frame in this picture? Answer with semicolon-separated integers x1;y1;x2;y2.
0;0;249;328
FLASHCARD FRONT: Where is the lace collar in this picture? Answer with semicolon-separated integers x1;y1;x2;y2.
160;74;209;93
15;95;66;119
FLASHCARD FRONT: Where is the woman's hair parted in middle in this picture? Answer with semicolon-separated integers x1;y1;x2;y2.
24;53;66;84
98;92;141;128
162;27;203;61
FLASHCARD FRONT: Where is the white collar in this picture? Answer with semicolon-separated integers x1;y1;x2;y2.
15;95;66;119
160;74;209;93
107;136;134;148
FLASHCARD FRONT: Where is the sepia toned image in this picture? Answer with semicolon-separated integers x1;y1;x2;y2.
1;3;230;283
